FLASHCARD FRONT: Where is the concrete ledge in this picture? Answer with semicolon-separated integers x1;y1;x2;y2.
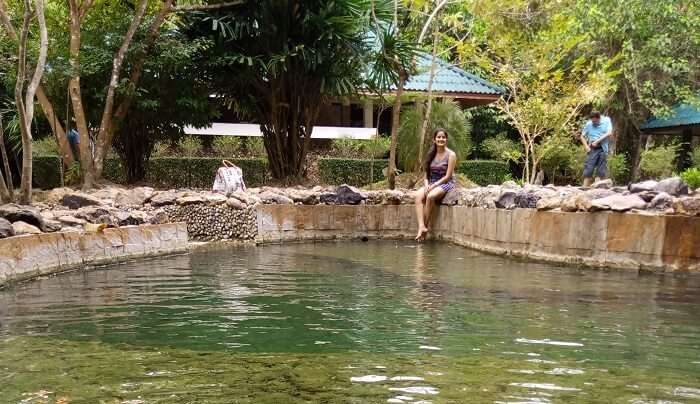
0;223;188;286
256;205;700;272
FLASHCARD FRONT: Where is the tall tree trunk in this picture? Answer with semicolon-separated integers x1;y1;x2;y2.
13;0;32;204
0;0;73;168
93;0;148;179
416;29;440;173
388;73;406;190
68;1;95;189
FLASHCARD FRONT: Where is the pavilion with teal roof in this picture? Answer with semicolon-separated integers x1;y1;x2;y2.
641;97;700;168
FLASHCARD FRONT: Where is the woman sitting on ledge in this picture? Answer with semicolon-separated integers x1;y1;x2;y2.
414;128;457;241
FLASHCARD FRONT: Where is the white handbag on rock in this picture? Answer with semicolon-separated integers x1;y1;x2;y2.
213;160;246;193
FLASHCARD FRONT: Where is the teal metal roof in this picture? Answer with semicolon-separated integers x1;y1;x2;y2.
641;97;700;130
397;52;503;96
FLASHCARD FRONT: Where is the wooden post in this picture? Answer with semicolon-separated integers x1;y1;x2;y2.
363;99;373;129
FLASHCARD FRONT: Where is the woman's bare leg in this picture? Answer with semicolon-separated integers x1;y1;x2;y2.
414;187;428;241
424;187;447;232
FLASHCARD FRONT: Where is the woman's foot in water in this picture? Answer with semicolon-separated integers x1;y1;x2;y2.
415;226;429;242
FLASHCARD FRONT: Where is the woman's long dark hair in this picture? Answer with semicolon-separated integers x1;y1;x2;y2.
424;128;448;177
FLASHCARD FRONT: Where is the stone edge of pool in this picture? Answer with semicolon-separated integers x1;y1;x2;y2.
255;205;700;272
1;205;699;286
0;223;188;286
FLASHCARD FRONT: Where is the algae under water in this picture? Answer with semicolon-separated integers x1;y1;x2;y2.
1;241;700;403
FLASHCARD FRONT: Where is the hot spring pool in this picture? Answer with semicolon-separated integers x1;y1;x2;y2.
1;241;700;403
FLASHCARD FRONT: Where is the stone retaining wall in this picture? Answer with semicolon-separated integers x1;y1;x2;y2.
0;223;188;285
256;205;700;272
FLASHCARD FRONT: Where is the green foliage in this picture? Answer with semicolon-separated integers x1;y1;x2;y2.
212;136;243;157
178;137;203;157
538;135;586;185
246;138;266;157
151;142;172;158
32;137;59;156
330;137;365;159
32;156;62;190
145;158;268;189
607;153;631;185
32;157;268;189
457;160;510;186
680;167;700;190
397;100;472;172
480;133;522;162
64;162;82;186
318;158;387;186
364;137;391;159
692;146;700;169
640;145;678;179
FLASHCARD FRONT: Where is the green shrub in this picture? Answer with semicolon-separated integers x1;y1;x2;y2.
363;136;391;159
640;144;678;179
32;155;62;189
213;136;243;157
480;133;522;162
607;153;630;184
681;167;700;190
457;160;510;185
330;137;364;158
151;141;172;157
32;137;59;156
538;135;586;185
246;137;266;157
103;158;127;184
691;146;700;168
318;158;387;186
145;157;268;188
177;136;203;157
397;99;472;172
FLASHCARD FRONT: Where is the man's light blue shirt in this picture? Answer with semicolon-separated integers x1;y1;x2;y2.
582;116;612;153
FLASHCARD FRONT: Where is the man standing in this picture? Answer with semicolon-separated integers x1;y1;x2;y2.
580;111;612;187
67;127;80;161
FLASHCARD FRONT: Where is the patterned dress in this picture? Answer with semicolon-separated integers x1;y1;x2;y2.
428;153;455;192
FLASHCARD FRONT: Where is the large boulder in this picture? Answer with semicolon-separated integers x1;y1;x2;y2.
649;192;673;210
74;206;112;223
0;204;47;231
561;193;592;212
203;192;228;205
115;187;154;207
584;188;616;200
176;195;206;206
495;189;518;209
320;185;367;205
654;177;688;196
536;196;562;211
259;191;294;205
150;191;179;207
590;194;647;212
230;191;261;206
12;221;42;235
62;192;102;209
286;189;319;205
672;197;700;216
514;191;540;209
0;218;15;238
441;187;463;206
629;180;658;193
591;179;613;189
226;198;246;210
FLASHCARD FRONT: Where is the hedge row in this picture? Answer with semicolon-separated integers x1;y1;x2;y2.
318;158;388;186
32;156;268;189
457;160;510;186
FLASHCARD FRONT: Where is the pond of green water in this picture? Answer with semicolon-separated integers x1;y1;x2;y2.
1;241;700;403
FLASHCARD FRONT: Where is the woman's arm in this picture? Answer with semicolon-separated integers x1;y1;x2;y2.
427;152;457;190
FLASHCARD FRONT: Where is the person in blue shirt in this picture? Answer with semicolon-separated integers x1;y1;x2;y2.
580;111;612;187
67;127;80;161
